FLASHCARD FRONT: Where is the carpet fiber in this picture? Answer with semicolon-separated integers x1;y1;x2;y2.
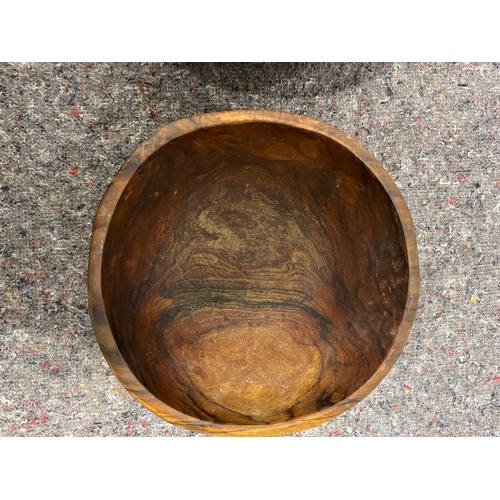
1;62;499;436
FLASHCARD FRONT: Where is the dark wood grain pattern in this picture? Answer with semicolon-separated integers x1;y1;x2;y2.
88;111;420;436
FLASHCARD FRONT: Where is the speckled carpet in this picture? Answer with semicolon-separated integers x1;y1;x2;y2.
1;62;499;436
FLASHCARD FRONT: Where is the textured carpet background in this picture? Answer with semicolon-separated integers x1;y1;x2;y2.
0;62;498;437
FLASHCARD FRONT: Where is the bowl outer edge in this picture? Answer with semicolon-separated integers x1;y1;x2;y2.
87;110;420;436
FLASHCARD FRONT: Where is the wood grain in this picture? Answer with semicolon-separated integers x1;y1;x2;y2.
88;111;420;436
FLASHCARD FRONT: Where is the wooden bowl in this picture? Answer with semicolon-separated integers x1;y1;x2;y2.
88;110;419;436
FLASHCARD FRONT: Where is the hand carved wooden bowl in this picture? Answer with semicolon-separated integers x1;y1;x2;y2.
88;110;419;436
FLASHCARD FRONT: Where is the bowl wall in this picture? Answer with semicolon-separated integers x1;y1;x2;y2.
89;111;419;435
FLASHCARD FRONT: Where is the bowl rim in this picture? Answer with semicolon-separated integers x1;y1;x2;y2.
88;110;420;436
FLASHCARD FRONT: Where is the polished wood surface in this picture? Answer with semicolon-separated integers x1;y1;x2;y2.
88;111;420;436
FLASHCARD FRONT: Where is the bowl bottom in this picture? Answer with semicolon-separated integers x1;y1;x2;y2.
141;306;342;425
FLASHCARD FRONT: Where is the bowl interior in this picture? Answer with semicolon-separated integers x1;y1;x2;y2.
101;122;409;426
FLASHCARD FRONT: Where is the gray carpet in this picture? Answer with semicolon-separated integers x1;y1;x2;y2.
1;62;498;436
